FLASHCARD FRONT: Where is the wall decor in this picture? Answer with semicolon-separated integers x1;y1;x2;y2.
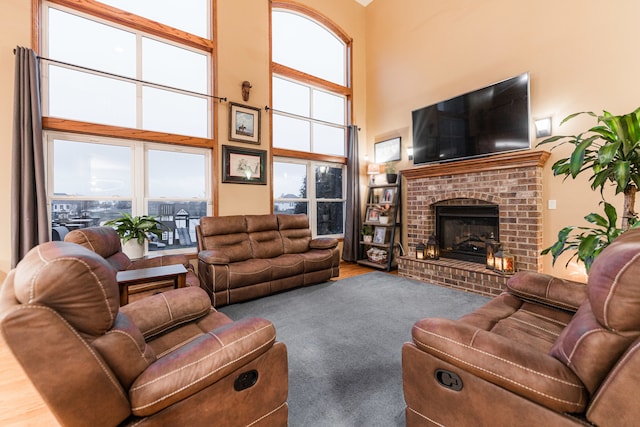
222;145;266;185
374;136;401;163
229;102;261;144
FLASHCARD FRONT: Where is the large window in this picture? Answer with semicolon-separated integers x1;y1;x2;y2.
271;3;351;237
48;134;210;253
40;0;214;253
273;160;345;237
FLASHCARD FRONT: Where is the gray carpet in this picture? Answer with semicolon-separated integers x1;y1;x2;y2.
220;272;489;427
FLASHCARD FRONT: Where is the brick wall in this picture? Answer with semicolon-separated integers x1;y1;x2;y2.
398;151;550;296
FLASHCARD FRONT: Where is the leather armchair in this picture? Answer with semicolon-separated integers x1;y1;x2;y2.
0;241;288;426
65;226;200;299
403;228;640;426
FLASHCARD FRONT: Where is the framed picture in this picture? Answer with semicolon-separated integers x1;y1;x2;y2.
366;207;380;223
382;188;395;202
375;137;401;163
222;145;266;185
229;102;261;144
373;226;388;244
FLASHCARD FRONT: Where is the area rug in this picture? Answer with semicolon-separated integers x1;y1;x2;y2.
220;272;489;426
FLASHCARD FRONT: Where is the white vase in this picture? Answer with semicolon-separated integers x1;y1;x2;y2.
122;240;144;259
363;235;373;243
379;216;389;225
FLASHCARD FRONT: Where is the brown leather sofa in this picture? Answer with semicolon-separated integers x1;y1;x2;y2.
197;213;340;307
65;226;200;296
403;227;640;426
0;241;288;426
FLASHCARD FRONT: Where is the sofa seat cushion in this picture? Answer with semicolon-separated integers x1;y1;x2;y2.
270;254;305;280
228;259;272;289
412;315;588;413
300;249;335;273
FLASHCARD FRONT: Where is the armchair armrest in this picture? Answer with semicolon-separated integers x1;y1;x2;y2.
198;249;231;265
120;287;212;339
411;317;588;413
507;271;587;312
129;317;276;416
310;237;338;249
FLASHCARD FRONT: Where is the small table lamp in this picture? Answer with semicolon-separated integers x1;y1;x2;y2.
367;163;381;184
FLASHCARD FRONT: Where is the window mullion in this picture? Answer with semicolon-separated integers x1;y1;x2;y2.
133;142;145;216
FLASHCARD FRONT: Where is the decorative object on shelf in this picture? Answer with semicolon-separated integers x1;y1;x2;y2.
537;107;640;272
376;203;391;224
373;226;388;244
229;102;261;144
485;232;501;270
362;224;374;243
367;163;381;184
385;162;398;184
416;242;426;259
222;145;267;185
366;247;388;264
425;234;440;260
366;207;380;223
374;136;401;163
104;213;164;259
494;248;515;274
241;80;252;101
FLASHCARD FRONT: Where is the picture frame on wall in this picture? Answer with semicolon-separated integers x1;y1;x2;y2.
229;102;261;144
222;145;266;185
374;136;401;163
373;226;388;244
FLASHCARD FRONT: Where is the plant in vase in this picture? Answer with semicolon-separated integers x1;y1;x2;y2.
376;203;392;224
385;162;398;184
104;213;165;259
537;107;640;271
362;224;374;243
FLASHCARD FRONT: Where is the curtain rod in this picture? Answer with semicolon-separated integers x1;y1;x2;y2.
264;105;360;131
13;48;227;103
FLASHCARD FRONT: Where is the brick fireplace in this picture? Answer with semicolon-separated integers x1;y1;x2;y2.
398;150;550;297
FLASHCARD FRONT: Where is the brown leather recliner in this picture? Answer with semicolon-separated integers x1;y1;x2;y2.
403;227;640;426
65;226;200;295
0;241;288;426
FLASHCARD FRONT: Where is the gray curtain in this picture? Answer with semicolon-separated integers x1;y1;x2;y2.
11;47;48;267
342;125;362;262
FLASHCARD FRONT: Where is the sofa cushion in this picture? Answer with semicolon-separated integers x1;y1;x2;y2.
278;214;311;254
300;249;335;273
247;214;284;259
13;241;119;337
198;216;252;263
228;259;272;289
270;254;305;280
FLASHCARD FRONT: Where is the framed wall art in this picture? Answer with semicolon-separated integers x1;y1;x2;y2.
222;145;266;185
229;102;261;144
374;136;401;163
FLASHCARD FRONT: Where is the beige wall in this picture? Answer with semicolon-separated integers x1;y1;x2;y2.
0;0;367;272
364;0;640;280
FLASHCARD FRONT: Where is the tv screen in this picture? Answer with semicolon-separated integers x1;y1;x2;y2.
412;72;530;165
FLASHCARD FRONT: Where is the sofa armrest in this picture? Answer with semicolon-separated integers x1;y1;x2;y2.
198;249;231;265
411;317;588;413
129;317;276;416
506;271;587;312
310;237;338;249
120;287;212;339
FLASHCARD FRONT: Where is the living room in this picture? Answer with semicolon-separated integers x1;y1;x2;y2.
1;0;639;425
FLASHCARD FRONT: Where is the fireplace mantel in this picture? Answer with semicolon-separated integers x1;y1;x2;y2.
401;150;550;180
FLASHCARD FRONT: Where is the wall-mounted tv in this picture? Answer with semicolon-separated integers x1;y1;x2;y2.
411;72;530;165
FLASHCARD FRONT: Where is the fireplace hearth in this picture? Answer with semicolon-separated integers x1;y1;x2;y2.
436;205;498;264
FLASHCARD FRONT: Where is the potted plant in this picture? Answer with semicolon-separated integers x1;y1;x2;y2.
537;107;640;271
104;213;165;259
385;162;398;184
362;224;374;243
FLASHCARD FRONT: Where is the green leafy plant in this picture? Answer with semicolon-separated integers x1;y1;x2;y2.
385;162;397;174
104;213;164;245
537;107;640;270
542;202;639;272
361;224;374;236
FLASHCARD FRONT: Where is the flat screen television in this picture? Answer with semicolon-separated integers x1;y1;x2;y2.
411;72;530;165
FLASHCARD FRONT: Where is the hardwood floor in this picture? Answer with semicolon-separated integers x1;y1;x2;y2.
0;262;386;426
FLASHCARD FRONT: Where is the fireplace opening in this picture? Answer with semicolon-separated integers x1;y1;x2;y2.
435;205;499;264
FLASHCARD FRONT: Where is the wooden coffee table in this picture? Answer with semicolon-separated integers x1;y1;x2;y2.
116;264;188;306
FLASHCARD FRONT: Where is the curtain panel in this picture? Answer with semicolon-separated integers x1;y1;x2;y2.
341;125;361;262
11;47;49;267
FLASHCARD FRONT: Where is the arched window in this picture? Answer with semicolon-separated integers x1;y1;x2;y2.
271;3;352;238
